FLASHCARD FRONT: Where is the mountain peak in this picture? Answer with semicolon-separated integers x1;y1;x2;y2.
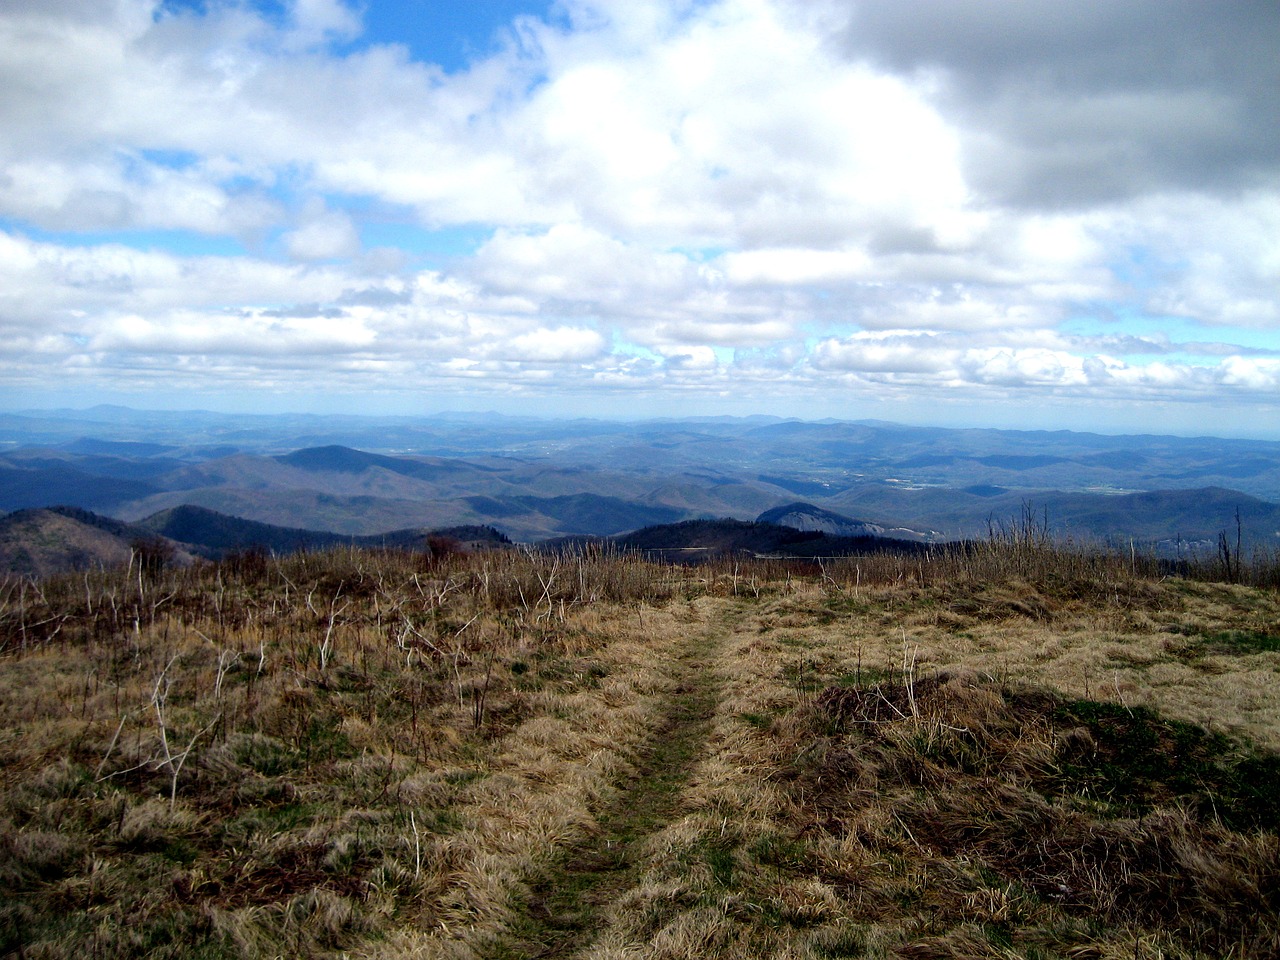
756;502;886;537
275;445;391;473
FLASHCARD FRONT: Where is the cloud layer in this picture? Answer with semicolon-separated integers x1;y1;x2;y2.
1;0;1277;432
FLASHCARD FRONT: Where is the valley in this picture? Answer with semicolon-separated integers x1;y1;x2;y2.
3;410;1279;574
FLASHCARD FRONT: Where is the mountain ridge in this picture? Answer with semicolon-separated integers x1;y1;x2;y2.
3;414;1279;551
0;505;514;576
0;507;188;578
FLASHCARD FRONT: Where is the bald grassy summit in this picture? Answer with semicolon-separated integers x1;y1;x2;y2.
1;540;1279;959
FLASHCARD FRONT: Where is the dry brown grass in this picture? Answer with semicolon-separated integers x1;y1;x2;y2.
0;544;1277;958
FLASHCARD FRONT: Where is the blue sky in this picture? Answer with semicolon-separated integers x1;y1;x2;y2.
357;0;557;70
1;0;1278;437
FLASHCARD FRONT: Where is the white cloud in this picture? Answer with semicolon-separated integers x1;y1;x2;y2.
470;224;696;302
722;248;873;287
861;292;1054;334
839;0;1280;208
1217;357;1280;392
813;335;953;376
643;318;793;348
285;0;362;50
809;329;1280;403
0;156;280;235
966;348;1085;388
0;0;1277;428
282;202;360;260
497;326;606;362
659;344;718;371
0;233;352;321
92;308;378;355
1123;192;1280;329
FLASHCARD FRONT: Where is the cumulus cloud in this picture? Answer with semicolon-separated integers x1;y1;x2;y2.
282;202;361;260
92;307;378;356
0;233;352;322
0;0;1277;428
810;328;1280;404
497;326;606;362
840;0;1280;208
469;224;697;303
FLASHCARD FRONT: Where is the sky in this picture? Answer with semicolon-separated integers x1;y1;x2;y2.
1;0;1279;437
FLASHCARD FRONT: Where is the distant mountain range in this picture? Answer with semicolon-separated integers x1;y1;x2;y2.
2;409;1278;570
0;501;910;578
5;486;1280;578
1;502;939;578
5;408;1280;495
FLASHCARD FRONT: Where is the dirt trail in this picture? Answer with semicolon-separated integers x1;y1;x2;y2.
489;607;735;959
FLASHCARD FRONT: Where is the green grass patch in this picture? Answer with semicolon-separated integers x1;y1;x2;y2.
819;595;873;620
525;654;610;691
833;665;896;688
442;767;486;787
809;925;868;958
738;711;775;731
783;658;826;699
229;733;300;777
1197;629;1280;654
1167;626;1280;663
1050;698;1280;830
298;714;355;763
750;831;812;871
224;800;320;843
160;837;199;864
684;836;736;887
982;921;1014;948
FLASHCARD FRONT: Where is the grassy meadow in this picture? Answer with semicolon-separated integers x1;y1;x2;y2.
1;540;1279;958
